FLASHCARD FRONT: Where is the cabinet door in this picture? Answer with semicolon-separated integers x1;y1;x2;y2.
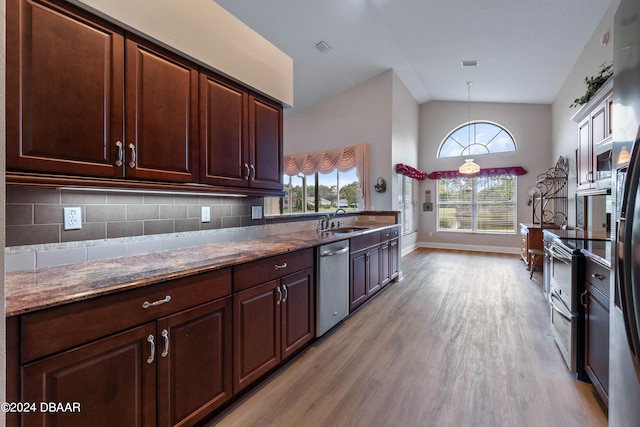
281;268;315;359
233;280;281;393
157;297;232;427
22;323;156;427
199;73;248;187
248;95;283;190
578;118;592;189
380;241;391;286
6;0;125;178
390;238;399;280
350;250;368;312
125;37;198;183
367;247;382;297
584;284;610;405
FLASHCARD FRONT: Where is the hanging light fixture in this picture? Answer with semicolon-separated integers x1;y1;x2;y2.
459;81;481;175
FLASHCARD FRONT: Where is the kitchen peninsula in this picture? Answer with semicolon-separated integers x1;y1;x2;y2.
5;215;400;427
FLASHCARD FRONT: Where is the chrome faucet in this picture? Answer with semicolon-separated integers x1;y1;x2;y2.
318;214;331;232
333;208;347;217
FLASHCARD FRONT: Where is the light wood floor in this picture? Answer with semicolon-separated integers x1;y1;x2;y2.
209;249;608;427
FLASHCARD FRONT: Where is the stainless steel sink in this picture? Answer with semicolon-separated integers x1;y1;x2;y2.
328;226;370;233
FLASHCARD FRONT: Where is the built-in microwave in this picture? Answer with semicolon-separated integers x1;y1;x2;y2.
595;138;613;189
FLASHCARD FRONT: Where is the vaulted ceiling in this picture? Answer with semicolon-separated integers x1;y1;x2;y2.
215;0;613;117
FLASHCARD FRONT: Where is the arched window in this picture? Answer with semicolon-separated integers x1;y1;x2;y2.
438;121;516;158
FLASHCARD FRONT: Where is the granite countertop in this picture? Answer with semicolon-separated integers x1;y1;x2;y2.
5;225;395;317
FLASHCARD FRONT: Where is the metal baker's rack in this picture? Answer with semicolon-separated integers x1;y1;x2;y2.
527;156;568;228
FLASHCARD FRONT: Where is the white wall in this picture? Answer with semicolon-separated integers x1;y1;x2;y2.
285;70;395;210
551;0;619;227
391;72;420;250
418;101;552;252
68;0;293;106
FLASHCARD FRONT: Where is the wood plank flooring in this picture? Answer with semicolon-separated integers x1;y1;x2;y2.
209;249;608;427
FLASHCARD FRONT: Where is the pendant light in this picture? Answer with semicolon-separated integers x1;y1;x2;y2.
459;81;480;175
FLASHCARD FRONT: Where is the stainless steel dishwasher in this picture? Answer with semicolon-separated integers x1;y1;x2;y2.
317;239;350;336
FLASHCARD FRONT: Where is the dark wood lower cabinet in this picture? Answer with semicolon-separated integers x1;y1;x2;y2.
583;256;610;407
157;298;233;427
233;267;315;393
350;227;399;313
12;270;233;427
22;323;157;427
233;279;281;393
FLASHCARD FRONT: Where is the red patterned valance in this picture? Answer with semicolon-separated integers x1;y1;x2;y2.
427;166;527;179
395;163;427;180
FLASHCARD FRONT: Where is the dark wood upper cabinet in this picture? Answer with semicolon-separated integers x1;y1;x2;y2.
200;71;283;190
199;73;248;187
125;37;198;183
7;0;282;193
6;0;125;178
249;95;283;190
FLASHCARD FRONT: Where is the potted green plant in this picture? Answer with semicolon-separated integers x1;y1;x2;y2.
570;62;613;108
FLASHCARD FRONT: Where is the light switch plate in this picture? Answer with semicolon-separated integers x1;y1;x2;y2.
201;206;211;223
251;206;263;220
63;207;82;230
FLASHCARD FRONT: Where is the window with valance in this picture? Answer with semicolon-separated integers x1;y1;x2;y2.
265;144;370;215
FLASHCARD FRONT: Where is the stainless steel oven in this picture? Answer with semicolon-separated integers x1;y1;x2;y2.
547;237;585;376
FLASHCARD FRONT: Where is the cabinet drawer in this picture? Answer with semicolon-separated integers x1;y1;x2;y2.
233;248;314;292
586;257;610;299
381;226;399;240
350;231;382;252
21;268;231;363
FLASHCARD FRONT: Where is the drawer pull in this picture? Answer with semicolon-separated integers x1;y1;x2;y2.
147;335;155;364
142;295;172;309
591;272;606;281
128;143;136;168
161;329;169;358
115;141;124;167
275;262;288;270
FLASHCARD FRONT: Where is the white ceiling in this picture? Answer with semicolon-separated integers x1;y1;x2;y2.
215;0;613;117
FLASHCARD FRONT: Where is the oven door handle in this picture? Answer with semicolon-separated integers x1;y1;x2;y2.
549;292;573;321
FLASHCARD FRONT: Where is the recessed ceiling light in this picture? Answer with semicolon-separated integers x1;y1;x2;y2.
315;40;332;53
461;60;479;67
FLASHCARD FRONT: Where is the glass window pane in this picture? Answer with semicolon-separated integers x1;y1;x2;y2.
438;121;516;158
437;175;516;234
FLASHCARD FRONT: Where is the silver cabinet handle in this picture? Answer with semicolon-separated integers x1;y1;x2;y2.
276;286;282;305
128;143;136;168
161;329;169;358
320;246;349;257
282;284;288;303
147;334;155;364
250;164;256;181
142;295;171;309
244;163;250;180
275;262;288;270
591;272;605;281
115;141;124;167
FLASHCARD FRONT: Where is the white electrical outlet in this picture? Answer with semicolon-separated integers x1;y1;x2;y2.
63;207;82;230
201;206;211;223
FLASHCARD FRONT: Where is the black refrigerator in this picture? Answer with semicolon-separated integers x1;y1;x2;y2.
611;0;640;424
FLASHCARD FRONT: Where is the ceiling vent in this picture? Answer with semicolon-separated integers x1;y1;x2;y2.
461;60;479;67
315;40;332;53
